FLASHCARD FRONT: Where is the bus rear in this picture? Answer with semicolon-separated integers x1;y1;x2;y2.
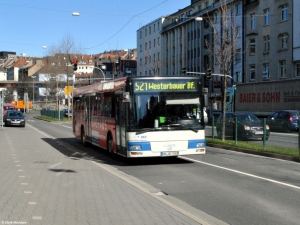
3;103;17;114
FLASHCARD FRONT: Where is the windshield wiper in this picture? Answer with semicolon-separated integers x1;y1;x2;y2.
176;124;198;133
135;128;156;135
161;124;198;133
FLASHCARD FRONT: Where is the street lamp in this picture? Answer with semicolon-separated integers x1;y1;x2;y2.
31;76;36;110
93;66;106;81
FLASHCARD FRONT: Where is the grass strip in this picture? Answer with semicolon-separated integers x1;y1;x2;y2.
206;137;300;158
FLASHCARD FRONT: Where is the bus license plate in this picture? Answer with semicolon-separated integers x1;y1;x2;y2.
161;151;178;157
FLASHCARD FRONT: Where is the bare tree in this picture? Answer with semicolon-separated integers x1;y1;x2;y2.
204;0;241;141
45;33;82;115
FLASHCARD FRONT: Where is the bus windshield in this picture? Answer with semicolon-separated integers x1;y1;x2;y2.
130;93;203;130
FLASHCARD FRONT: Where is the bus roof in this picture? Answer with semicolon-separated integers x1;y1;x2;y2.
73;76;202;97
73;77;127;97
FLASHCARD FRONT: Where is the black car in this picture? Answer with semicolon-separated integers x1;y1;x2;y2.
216;113;270;140
267;110;300;132
3;110;25;127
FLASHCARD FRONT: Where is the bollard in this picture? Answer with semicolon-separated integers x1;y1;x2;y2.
298;120;300;155
212;116;214;141
263;118;266;151
235;117;238;146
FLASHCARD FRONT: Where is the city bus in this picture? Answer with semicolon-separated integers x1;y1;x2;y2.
3;103;17;114
72;76;208;158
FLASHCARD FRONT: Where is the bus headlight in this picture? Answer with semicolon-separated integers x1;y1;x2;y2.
129;145;141;151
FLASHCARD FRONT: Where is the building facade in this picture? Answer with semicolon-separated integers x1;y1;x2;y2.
137;17;163;76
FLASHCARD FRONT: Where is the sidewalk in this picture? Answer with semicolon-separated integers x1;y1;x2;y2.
0;125;225;225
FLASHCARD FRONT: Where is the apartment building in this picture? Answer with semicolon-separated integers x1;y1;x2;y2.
159;0;243;84
137;17;163;76
293;0;300;77
244;0;295;82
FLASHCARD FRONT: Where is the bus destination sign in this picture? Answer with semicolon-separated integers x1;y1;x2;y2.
133;80;198;93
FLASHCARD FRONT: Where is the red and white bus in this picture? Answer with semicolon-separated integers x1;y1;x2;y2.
3;103;17;114
72;76;208;158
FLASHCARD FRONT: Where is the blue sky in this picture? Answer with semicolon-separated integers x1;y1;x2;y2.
0;0;190;57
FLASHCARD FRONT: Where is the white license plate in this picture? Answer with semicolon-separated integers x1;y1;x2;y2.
254;131;263;134
161;151;178;157
12;121;20;124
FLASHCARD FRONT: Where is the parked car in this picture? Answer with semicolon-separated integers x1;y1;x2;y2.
266;110;300;132
216;113;270;140
61;108;72;117
3;110;25;127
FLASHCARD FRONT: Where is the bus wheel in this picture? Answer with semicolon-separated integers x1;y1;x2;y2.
107;135;114;155
81;127;87;146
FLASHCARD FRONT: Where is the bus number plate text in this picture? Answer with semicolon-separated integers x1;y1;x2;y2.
161;151;178;157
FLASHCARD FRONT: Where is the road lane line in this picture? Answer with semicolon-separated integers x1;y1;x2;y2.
180;156;300;190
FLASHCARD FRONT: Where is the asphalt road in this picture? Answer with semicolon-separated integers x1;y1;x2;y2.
25;114;300;225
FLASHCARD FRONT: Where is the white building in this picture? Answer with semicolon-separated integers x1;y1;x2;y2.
137;17;164;76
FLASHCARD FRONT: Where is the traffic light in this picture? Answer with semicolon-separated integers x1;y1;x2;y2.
206;68;212;79
182;67;186;74
73;59;78;71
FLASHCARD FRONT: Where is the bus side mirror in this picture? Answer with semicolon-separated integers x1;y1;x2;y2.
122;92;130;102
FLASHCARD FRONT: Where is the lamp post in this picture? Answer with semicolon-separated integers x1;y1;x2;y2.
31;76;36;110
93;66;106;81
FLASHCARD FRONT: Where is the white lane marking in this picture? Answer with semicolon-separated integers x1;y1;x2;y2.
28;202;37;205
27;124;56;139
180;156;300;190
60;124;72;129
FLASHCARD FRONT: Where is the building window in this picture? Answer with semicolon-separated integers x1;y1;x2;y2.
204;35;209;48
235;3;242;15
153;24;156;32
279;33;288;49
297;63;300;77
214;12;220;23
145;43;147;50
249;39;255;54
158;37;160;46
281;4;288;21
145;56;147;64
145;28;147;36
235;71;242;84
263;35;270;53
204;19;209;28
149;41;151;49
140;31;142;39
280;60;286;78
264;8;270;26
140;58;142;66
263;62;269;79
250;65;256;80
235;26;241;38
149;26;151;34
157;52;160;61
140;44;142;52
154;39;156;47
250;13;256;29
153;54;155;62
235;48;241;61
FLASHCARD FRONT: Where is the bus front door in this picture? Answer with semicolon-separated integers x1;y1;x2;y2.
86;97;92;142
115;97;127;156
